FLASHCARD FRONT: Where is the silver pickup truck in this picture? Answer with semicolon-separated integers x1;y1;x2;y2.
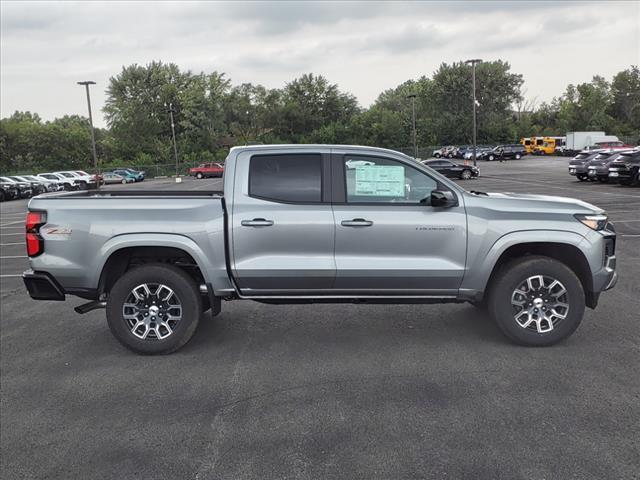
23;145;617;354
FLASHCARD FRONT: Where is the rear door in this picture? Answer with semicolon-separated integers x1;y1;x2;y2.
331;150;467;295
230;149;335;294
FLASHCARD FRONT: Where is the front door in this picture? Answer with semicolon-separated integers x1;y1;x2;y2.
231;150;335;294
331;152;467;295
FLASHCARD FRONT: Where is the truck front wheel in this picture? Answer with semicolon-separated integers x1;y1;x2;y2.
487;256;585;346
106;264;202;354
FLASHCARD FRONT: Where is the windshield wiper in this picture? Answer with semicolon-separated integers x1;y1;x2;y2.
469;190;488;196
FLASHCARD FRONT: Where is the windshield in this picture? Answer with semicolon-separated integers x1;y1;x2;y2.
40;174;58;180
75;171;90;176
0;176;16;183
58;172;76;178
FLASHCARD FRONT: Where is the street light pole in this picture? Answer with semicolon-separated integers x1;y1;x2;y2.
77;80;99;188
166;103;179;177
465;59;483;166
407;93;418;158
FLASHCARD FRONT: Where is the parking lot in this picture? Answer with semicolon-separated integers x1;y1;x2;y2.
1;156;639;479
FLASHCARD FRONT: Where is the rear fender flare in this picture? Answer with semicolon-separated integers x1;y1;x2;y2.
93;233;220;290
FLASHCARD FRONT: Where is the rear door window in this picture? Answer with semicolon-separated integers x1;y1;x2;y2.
249;153;322;203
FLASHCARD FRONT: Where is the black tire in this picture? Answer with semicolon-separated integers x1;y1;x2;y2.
434;153;441;158
577;175;588;182
597;177;608;183
487;256;585;346
488;154;495;161
619;178;631;186
121;179;127;184
106;264;202;354
460;169;472;180
196;172;203;179
0;190;5;202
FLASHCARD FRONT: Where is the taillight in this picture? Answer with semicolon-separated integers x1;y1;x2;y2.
25;211;47;257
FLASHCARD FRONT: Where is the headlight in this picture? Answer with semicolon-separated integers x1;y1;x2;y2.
575;214;608;231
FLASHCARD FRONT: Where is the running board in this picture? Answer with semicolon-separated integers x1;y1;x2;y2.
74;301;107;314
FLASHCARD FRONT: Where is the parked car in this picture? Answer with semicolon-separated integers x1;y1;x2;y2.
463;147;493;160
0;176;33;198
102;172;128;184
109;170;137;183
478;144;527;161
54;171;97;190
37;173;78;191
421;159;479;180
586;151;629;183
123;168;145;182
23;144;617;354
189;163;225;179
14;175;63;192
9;176;48;195
432;146;455;158
0;180;19;201
608;149;640;186
111;169;144;182
568;151;604;181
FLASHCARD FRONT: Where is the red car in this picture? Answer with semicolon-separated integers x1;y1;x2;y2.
189;163;225;179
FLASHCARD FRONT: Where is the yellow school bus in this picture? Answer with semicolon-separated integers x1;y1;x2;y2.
535;136;566;155
520;137;536;154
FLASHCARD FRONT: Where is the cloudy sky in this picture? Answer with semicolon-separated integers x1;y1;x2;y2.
1;1;638;127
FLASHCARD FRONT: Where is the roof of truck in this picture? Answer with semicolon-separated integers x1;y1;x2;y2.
229;144;413;157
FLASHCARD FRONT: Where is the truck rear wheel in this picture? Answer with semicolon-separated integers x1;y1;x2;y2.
106;264;202;354
487;256;585;346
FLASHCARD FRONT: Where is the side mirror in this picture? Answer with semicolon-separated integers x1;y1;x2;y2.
430;190;457;208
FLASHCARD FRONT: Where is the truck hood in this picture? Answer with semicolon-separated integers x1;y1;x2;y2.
483;192;604;214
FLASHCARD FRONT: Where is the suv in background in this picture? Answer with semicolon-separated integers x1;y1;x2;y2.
569;151;604;181
586;151;628;183
0;179;19;201
38;173;79;191
478;144;527;161
608;149;640;186
432;146;453;158
0;176;32;198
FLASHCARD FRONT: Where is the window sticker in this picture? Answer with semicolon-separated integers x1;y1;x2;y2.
354;165;405;196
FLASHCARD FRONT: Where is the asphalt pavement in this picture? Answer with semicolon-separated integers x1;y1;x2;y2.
1;158;639;479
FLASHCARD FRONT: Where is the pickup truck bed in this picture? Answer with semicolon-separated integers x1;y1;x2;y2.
23;144;617;354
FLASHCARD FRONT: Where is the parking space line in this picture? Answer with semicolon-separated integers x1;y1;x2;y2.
0;274;23;278
621;234;640;238
0;255;27;259
0;233;23;236
0;221;24;227
481;175;640;197
1;242;24;246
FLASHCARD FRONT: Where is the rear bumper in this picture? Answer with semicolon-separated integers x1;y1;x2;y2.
23;270;65;301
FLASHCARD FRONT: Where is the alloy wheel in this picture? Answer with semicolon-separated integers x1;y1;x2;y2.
510;275;569;334
122;283;182;340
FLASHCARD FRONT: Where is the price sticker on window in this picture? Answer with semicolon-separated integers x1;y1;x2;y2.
354;165;405;196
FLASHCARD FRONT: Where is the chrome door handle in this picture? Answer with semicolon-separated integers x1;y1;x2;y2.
341;218;373;227
241;218;274;227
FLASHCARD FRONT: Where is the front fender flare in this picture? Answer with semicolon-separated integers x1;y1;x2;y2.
460;229;587;294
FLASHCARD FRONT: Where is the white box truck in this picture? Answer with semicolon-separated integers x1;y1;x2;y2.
565;132;605;154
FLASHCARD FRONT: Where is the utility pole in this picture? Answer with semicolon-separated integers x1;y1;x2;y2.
166;103;179;177
465;59;483;166
406;93;418;158
77;80;99;188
